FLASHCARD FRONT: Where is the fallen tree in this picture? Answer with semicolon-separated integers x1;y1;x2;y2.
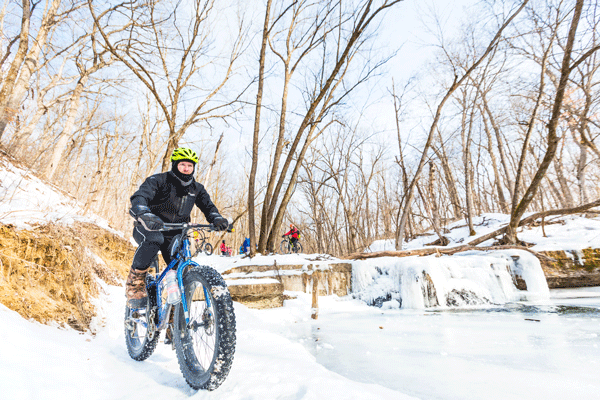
342;244;555;262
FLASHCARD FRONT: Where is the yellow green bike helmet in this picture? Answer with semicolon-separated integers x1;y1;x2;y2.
170;147;199;164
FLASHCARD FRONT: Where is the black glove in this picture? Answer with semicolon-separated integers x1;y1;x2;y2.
212;215;229;231
138;213;164;231
282;235;285;238
129;204;151;219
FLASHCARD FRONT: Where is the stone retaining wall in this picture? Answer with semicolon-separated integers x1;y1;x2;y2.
222;262;352;308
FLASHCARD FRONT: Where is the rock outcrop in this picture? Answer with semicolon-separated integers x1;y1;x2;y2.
538;248;600;288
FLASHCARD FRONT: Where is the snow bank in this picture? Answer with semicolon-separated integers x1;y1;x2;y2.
0;155;114;232
367;214;600;252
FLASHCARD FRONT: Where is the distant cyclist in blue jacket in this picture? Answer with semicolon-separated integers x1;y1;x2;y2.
242;237;250;254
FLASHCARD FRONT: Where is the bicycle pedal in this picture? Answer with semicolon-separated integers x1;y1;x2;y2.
124;318;135;330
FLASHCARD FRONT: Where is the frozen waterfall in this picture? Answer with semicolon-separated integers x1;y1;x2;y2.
351;250;550;309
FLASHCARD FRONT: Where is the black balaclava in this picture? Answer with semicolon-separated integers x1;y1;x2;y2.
171;160;196;185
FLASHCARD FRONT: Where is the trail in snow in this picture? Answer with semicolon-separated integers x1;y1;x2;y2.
2;280;600;400
1;281;413;400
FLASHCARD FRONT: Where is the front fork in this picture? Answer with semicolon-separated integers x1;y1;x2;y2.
176;260;212;327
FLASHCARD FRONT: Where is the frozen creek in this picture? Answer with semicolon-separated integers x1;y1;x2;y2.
271;287;600;400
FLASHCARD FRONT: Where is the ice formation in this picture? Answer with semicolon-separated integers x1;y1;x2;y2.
351;250;550;309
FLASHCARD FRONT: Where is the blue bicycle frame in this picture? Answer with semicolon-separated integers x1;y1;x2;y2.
150;229;212;328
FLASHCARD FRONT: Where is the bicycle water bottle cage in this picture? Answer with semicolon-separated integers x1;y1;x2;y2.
169;234;183;258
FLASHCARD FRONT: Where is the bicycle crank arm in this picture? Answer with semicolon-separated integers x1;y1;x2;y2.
125;317;148;331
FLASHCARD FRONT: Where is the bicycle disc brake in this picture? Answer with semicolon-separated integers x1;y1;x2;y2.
187;308;214;334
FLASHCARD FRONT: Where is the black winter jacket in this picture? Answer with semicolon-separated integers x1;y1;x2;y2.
130;171;220;224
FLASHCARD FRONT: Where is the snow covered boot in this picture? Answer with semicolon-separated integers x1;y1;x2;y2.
165;326;174;346
125;268;149;309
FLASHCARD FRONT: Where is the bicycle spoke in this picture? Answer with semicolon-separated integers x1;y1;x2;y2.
185;284;218;370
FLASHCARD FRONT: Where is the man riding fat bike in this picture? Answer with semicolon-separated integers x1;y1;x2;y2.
126;147;228;309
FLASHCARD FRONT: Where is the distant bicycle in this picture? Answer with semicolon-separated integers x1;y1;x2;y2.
280;235;303;254
191;228;213;256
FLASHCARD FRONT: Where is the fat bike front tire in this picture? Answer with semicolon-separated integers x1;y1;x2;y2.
279;239;291;254
124;277;159;361
173;265;236;390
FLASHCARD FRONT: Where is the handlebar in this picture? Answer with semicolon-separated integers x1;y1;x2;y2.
159;222;235;233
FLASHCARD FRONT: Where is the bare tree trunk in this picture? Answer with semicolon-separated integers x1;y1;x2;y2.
259;70;291;251
505;0;586;244
248;0;273;255
576;132;589;205
554;139;575;207
432;135;462;218
266;120;333;251
0;0;30;140
480;108;509;213
480;91;514;198
425;161;449;245
461;88;478;236
391;78;414;236
567;64;596;205
8;84;59;153
46;78;88;179
428;162;440;233
545;175;565;209
258;1;304;253
511;32;553;214
202;133;223;187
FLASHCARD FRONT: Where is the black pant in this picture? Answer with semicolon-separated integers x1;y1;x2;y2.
131;224;181;271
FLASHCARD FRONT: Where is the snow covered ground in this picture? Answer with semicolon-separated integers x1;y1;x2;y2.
1;281;599;399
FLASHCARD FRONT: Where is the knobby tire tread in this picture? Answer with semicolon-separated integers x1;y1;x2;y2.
173;265;236;391
124;274;159;361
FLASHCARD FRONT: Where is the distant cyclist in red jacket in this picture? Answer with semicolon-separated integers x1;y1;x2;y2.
282;224;300;248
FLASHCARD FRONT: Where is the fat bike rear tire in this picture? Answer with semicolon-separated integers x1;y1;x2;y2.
173;265;236;390
292;242;303;254
124;277;159;361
